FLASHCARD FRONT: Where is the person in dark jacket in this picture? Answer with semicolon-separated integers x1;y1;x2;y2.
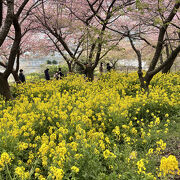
19;69;26;83
58;68;64;79
107;63;112;72
44;68;50;80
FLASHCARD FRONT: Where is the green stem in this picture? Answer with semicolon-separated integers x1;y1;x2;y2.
5;163;13;180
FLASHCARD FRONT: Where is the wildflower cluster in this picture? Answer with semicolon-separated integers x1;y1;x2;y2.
159;155;180;177
0;72;179;179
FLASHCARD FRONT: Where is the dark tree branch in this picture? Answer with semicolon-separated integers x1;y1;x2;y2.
99;38;123;60
139;36;156;49
93;0;117;69
0;0;3;27
47;33;69;62
150;44;180;76
128;36;142;72
147;2;180;72
0;0;14;46
4;16;21;79
0;61;6;68
16;0;29;17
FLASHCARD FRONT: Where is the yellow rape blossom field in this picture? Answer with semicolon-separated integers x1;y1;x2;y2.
0;72;180;180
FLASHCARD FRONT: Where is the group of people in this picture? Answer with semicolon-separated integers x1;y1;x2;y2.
18;67;64;83
99;62;112;74
18;63;112;83
44;68;64;80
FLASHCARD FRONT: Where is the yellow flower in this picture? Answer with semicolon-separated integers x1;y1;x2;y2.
125;136;131;142
0;152;11;165
103;149;116;159
99;140;105;150
122;125;129;130
155;117;160;125
94;148;100;154
105;137;110;144
147;148;153;155
129;121;133;126
15;166;30;179
131;127;137;135
71;166;79;173
137;159;146;174
166;119;170;123
156;139;166;153
35;168;40;173
74;154;83;159
112;126;120;136
159;155;180;177
50;166;64;180
129;151;137;160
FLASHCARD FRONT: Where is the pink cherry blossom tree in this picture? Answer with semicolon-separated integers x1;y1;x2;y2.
107;0;180;90
0;0;40;100
0;0;42;84
34;0;134;80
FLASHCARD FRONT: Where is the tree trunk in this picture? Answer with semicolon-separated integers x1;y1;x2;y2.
0;74;12;100
0;0;3;28
143;79;150;93
162;58;175;73
86;67;94;81
72;62;76;72
139;79;150;93
12;70;21;84
4;17;21;79
138;70;151;93
160;53;163;65
67;62;73;73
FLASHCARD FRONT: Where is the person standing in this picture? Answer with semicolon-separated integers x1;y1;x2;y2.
54;71;60;80
19;69;26;83
44;68;50;80
99;62;103;75
107;63;112;72
58;67;64;79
